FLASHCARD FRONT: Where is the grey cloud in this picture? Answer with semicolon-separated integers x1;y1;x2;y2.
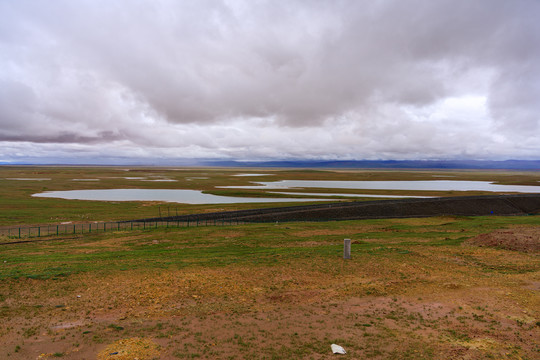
1;0;539;161
0;131;123;144
489;63;540;135
0;79;38;131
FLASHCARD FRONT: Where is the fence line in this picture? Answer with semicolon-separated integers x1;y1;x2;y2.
5;194;536;244
0;217;246;243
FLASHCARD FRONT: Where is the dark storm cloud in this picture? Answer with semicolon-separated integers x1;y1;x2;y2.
0;0;539;161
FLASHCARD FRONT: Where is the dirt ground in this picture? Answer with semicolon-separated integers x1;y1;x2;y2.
1;227;539;359
466;227;540;253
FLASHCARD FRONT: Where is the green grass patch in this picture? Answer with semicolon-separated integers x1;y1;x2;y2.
1;214;539;280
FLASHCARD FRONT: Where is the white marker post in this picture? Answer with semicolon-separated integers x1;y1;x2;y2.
343;238;351;259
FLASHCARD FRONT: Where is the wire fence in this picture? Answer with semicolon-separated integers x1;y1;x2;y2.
0;202;344;243
2;194;539;244
0;199;421;242
0;217;246;243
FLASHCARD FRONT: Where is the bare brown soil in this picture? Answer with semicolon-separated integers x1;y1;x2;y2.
466;226;540;253
1;224;539;359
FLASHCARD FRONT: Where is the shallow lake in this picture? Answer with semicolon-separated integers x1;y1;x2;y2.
32;189;332;204
222;180;540;193
32;180;540;205
269;192;433;199
233;173;274;177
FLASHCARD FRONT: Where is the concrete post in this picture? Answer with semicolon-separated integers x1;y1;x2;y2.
344;238;351;259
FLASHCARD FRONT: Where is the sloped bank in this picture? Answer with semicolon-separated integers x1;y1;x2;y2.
141;194;540;224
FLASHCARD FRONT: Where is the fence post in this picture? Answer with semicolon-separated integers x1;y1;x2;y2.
343;239;351;260
19;227;21;239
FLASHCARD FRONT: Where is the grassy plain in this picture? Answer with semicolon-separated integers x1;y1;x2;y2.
0;166;539;359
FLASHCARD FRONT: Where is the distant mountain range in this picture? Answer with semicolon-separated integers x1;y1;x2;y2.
2;159;540;170
200;159;540;170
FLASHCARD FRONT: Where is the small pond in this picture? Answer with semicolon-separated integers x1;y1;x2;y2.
5;178;51;181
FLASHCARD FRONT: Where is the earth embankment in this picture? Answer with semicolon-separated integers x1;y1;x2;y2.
143;194;540;223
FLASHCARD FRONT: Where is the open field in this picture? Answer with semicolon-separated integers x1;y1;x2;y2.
0;167;539;359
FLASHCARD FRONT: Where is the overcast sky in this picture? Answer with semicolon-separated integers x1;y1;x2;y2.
1;0;539;164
